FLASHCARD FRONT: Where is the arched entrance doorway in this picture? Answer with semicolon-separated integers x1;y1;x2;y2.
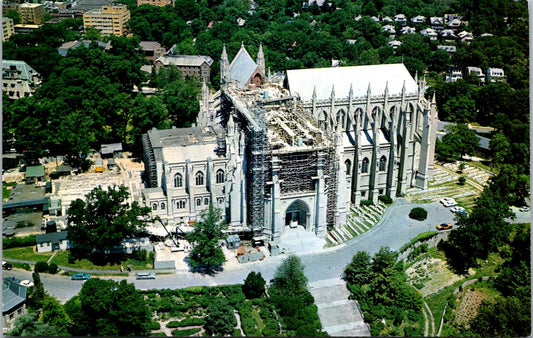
285;200;309;229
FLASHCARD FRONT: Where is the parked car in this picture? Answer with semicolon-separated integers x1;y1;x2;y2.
519;206;530;212
19;280;34;287
450;206;466;213
71;273;90;280
439;197;458;207
136;272;156;280
436;223;453;230
2;261;13;270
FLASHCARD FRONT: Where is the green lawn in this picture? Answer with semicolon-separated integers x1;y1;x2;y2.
50;251;153;271
2;182;16;200
3;246;54;262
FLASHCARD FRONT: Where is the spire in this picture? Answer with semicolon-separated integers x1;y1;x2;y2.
312;86;317;100
367;83;371;96
432;91;436;104
257;42;265;75
241;41;244;49
348;83;353;99
414;71;418;84
220;44;229;84
384;81;389;98
330;84;335;100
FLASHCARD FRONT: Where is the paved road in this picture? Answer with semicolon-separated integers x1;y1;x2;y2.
4;199;459;303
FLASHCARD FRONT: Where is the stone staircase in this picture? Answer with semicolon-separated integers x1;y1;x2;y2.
327;202;387;246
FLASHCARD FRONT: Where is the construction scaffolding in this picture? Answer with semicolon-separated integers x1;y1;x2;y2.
323;147;338;231
141;133;157;188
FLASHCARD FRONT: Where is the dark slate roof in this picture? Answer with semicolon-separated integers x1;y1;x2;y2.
25;165;45;178
36;231;68;245
227;46;260;87
101;143;123;154
2;278;27;314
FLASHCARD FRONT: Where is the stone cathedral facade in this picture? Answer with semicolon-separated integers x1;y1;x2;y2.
142;44;437;243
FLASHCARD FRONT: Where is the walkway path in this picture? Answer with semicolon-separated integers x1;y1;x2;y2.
308;278;370;336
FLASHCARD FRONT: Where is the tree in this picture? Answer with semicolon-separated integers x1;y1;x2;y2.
64;278;151;336
186;204;226;271
271;255;308;295
242;271;266;299
408;207;427;221
41;296;70;335
27;271;46;309
344;251;372;286
7;312;61;337
204;298;237;335
442;96;477;123
66;185;152;254
440;124;479;160
489;132;511;165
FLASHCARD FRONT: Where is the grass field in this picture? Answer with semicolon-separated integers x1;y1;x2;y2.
3;246;54;262
50;251;153;271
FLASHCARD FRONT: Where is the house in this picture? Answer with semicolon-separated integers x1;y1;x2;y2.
3;17;15;42
25;165;45;184
226;234;241;249
57;40;109;56
420;28;438;40
110;237;153;254
2;60;42;99
447;18;462;28
107;158;117;169
36;231;69;253
2;277;27;333
354;14;362;21
394;13;407;24
388;40;402;49
155;46;214;83
445;66;463;82
83;4;130;37
444;14;462;23
466;66;486;83
457;31;474;43
400;26;416;34
139;41;166;63
479;33;494;38
137;0;174;6
486;68;506;83
440;29;456;39
100;142;123;158
370;16;379;22
236;17;246;26
382;16;393;22
430;16;444;28
437;45;457;53
382;24;396;35
411;15;426;24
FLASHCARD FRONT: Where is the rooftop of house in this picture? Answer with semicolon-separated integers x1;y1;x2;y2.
2;60;40;82
35;230;68;245
2;277;27;314
101;142;123;154
25;165;45;178
139;41;162;51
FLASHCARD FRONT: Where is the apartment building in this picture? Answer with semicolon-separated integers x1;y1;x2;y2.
2;17;15;41
83;4;130;36
19;3;45;24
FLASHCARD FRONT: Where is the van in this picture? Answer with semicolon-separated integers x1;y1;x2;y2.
136;272;156;279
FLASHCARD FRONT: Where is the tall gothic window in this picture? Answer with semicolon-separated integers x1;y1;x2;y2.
152;203;157;210
177;200;185;209
345;159;351;175
204;198;209;205
361;158;369;173
196;199;201;206
174;173;183;188
379;156;387;171
216;169;224;184
160;202;165;210
195;171;204;186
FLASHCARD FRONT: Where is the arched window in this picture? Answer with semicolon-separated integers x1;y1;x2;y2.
204;198;209;205
174;173;182;188
177;200;185;209
345;159;351;175
361;158;369;173
195;171;204;186
216;169;224;184
379;156;387;171
196;199;201;206
161;202;165;210
218;198;224;205
152;203;157;210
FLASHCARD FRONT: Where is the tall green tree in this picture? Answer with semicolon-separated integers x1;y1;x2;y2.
66;185;152;254
344;251;372;286
64;278;151;336
242;271;266;299
271;255;308;295
186;204;226;271
204;298;237;335
7;312;61;337
41;296;70;336
439;124;479;161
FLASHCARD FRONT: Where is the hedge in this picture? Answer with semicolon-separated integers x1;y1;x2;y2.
48;263;59;274
360;199;373;206
35;261;49;273
166;317;205;328
3;235;36;249
408;207;427;221
149;321;161;330
170;328;201;336
378;195;393;204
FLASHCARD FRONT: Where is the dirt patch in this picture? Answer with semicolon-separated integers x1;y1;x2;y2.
453;288;489;328
406;257;465;297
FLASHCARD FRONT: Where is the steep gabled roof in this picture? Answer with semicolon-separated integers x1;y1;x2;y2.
227;45;261;87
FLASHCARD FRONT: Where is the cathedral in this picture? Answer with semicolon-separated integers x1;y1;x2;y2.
142;43;438;243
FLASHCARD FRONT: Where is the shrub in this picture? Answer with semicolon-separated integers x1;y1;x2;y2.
232;329;242;336
18;263;31;271
170;328;201;336
3;235;36;249
378;195;393;204
242;271;266;299
149;321;161;330
360;199;373;206
370;321;385;336
48;263;59;274
131;249;147;261
409;207;427;221
34;261;48;273
458;176;466;185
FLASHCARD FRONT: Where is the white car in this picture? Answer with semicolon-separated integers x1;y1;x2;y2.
450;206;465;213
440;197;458;207
19;280;34;287
519;206;530;212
